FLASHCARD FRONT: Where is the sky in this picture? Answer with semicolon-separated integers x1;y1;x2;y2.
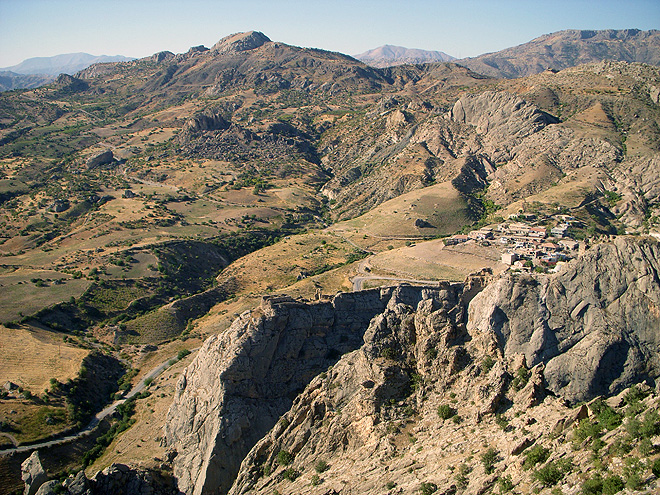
0;0;659;67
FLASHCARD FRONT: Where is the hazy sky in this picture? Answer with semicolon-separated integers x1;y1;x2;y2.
0;0;658;67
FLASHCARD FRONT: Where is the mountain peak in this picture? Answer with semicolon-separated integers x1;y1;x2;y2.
211;31;271;55
354;44;455;68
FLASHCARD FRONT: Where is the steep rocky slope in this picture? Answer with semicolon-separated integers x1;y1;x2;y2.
319;61;660;227
164;237;660;495
457;29;660;79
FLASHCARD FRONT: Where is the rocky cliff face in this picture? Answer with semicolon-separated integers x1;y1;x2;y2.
164;287;469;495
468;237;660;403
165;237;660;494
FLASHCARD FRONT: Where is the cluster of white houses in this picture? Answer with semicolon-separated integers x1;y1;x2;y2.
446;217;581;270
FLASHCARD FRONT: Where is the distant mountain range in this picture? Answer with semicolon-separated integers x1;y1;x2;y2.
2;28;660;92
456;28;660;78
354;45;455;67
0;53;134;91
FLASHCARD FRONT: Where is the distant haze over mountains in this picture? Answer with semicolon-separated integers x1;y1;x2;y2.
0;53;134;92
1;52;134;76
354;45;455;67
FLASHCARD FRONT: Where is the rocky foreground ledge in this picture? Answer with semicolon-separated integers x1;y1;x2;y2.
162;236;660;495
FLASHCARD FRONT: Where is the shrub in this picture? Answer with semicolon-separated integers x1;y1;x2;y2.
437;404;456;420
609;437;633;457
385;481;396;489
625;416;641;438
638;437;653;456
311;474;321;486
511;366;530;391
535;462;562;487
574;418;602;443
581;476;603;495
455;464;470;489
640;409;660;438
590;398;622;430
534;459;571;487
481;448;498;474
495;414;509;431
177;349;191;360
419;482;437;494
498;475;514;493
276;450;293;466
523;445;550;470
283;468;299;481
652;458;660;478
380;347;396;360
315;460;329;473
481;356;495;374
623;384;648;406
602;475;624;495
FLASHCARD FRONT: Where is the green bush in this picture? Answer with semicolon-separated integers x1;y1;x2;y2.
276;450;293;466
652;458;660;477
283;468;299;481
574;418;602;443
623;384;648;406
523;445;550;470
640;409;660;438
511;366;530;391
177;349;191;360
481;356;495;374
437;404;456;420
534;459;571;487
481;448;498;474
581;476;603;495
311;474;321;486
602;475;624;495
498;475;514;493
495;414;509;430
589;399;622;430
419;482;437;494
315;460;329;473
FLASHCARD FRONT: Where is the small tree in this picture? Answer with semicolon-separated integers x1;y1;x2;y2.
481;448;498;474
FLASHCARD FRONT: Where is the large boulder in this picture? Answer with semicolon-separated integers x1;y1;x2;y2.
85;150;114;170
21;451;48;495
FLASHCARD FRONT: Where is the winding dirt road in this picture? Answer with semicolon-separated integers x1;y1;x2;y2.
0;348;198;455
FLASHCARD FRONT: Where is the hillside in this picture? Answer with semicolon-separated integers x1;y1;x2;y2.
1;29;660;495
457;29;660;79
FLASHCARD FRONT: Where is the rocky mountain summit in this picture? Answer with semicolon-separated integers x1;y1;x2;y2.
163;237;660;494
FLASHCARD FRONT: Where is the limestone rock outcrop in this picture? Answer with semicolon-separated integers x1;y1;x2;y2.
166;237;660;494
211;31;270;55
164;286;467;495
467;236;660;404
21;451;49;495
85;150;114;170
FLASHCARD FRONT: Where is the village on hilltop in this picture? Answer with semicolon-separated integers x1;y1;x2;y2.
446;212;584;273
